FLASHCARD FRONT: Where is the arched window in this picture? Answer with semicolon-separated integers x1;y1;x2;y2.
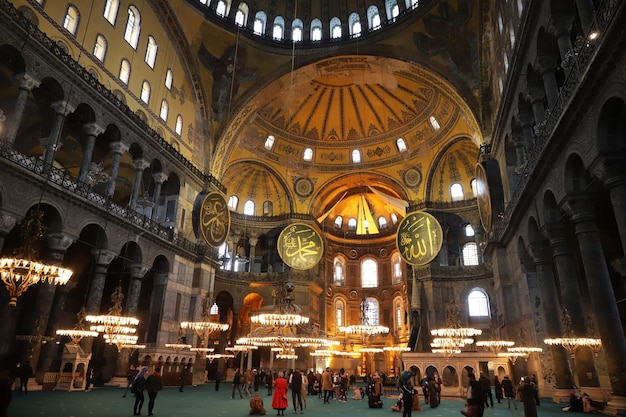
361;258;378;288
93;34;107;62
140;80;151;103
386;0;399;20
292;19;303;41
378;216;388;229
351;149;362;163
335;298;345;327
330;17;342;39
303;147;313;162
272;16;285;40
310;19;323;41
145;36;158;68
465;224;475;237
227;195;238;210
470;178;477;197
367;5;381;30
347;218;357;230
348;12;361;37
390;213;398;224
124;6;141;49
394;297;404;330
396;138;407;152
333;256;345;285
334;216;343;228
468;289;490;317
119;59;131;84
253;11;266;35
363;297;380;325
262;200;273;216
405;0;419;10
165;68;173;89
210;302;219;315
243;200;255;215
462;242;479;266
175;115;183;135
63;5;80;35
264;135;275;150
103;0;119;25
429;115;440;130
451;183;463;201
391;252;403;283
215;0;227;17
234;2;248;26
159;99;169;121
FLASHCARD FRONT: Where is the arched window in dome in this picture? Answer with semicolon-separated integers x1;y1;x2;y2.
263;200;273;216
253;11;266;35
335;298;345;327
351;149;362;164
330;17;342;39
367;5;381;30
429;115;440;131
264;135;275;150
103;0;119;25
334;256;345;285
334;216;343;228
63;5;80;35
468;288;490;317
470;178;477;197
378;216;387;229
140;80;151;103
243;200;255;215
451;183;463;201
215;0;230;17
124;6;141;49
119;59;131;84
405;0;419;10
159;99;169;121
463;242;479;266
292;19;303;41
348;12;361;37
348;217;357;231
235;3;248;26
227;195;238;210
391;252;403;283
361;258;378;288
311;18;323;41
273;16;285;40
390;213;398;224
363;297;380;325
93;35;107;62
145;36;158;68
165;69;173;89
465;224;475;237
385;0;399;21
396;138;407;152
175;115;183;135
303;147;313;162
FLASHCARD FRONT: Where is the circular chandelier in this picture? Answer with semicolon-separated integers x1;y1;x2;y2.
543;309;602;357
56;308;99;344
206;352;235;363
180;294;230;346
383;346;411;352
476;340;515;353
430;328;482;338
165;343;193;352
340;324;390;336
430;301;481;357
251;312;309;327
506;346;543;358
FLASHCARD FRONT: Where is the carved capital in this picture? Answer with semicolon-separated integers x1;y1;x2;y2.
83;122;104;137
110;140;130;154
91;249;117;266
45;232;75;252
133;158;150;171
152;172;168;183
50;100;75;116
15;73;41;90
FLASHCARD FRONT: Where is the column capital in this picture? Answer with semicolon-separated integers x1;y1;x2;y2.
44;232;75;252
50;100;75;116
110;140;129;154
590;157;626;186
152;172;168;183
91;248;117;266
129;263;150;279
15;73;40;90
0;211;17;234
133;158;151;171
526;240;552;265
83;122;104;137
534;54;558;74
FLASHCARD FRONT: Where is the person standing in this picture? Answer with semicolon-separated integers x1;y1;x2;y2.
493;376;503;404
272;371;288;416
214;369;223;392
427;376;439;408
479;372;493;407
399;365;418;417
265;370;274;396
467;373;485;417
501;375;516;409
289;368;304;414
232;368;243;399
519;377;538;417
123;365;138;397
530;374;540;406
18;361;32;396
321;367;333;404
132;367;147;416
179;365;188;392
433;372;442;405
145;367;163;416
85;365;94;391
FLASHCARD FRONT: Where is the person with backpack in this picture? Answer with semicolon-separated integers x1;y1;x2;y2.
132;367;147;416
399;366;418;417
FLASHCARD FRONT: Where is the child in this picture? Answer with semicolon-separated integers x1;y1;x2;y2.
352;386;362;400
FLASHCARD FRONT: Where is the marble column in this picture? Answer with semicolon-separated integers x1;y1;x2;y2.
0;213;17;367
129;158;150;210
41;101;75;170
229;235;237;271
603;174;626;261
527;241;573;389
150;173;168;220
565;196;626;396
511;128;527;168
77;123;104;184
575;0;596;34
552;16;575;62
248;237;258;273
0;211;16;254
527;86;546;126
105;141;129;198
125;263;148;316
534;55;559;109
3;73;40;144
518;108;535;153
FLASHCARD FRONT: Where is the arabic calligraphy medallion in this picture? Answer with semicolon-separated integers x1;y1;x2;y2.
277;223;324;270
396;211;443;266
199;192;230;248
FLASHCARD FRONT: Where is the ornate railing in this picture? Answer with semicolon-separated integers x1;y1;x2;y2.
415;264;492;280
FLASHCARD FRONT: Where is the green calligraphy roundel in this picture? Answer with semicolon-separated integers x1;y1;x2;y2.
277;223;324;271
199;192;230;248
396;211;443;266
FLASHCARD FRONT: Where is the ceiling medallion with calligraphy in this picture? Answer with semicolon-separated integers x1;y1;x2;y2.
199;192;230;248
396;211;444;266
277;223;324;270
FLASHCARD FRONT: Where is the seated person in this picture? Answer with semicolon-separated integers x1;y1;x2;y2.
563;391;583;412
250;393;267;415
391;395;404;412
582;393;599;413
352;387;362;400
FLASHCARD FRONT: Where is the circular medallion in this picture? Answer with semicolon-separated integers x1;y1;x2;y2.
294;177;313;198
327;287;333;296
349;249;358;259
403;167;422;189
475;163;493;231
381;290;389;300
396;211;444;266
199;192;230;248
277;223;324;270
379;248;388;258
350;290;358;299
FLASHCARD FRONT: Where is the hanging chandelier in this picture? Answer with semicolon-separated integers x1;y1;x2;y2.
430;300;481;357
56;307;99;344
543;309;602;357
180;294;230;346
1;209;73;307
339;297;390;337
476;322;515;355
206;352;235;363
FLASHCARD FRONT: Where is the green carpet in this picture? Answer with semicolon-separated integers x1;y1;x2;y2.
8;383;568;417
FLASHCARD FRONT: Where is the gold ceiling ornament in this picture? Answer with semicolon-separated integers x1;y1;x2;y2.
396;211;444;266
55;307;99;344
430;300;481;357
86;285;140;351
277;223;324;270
1;208;73;307
180;294;230;347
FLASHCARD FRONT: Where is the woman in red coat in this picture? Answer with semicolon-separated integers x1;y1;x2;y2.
272;371;289;416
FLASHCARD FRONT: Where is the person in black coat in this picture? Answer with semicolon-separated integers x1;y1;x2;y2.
18;362;32;396
467;373;485;417
145;367;163;416
214;369;223;392
132;367;148;416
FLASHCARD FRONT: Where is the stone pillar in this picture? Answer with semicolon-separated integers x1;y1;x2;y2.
77;123;104;184
534;55;559;108
565;196;626;396
3;73;40;144
42;101;74;169
602;173;626;259
552;17;575;62
527;241;573;389
106;141;129;198
0;211;16;254
129;158;150;210
150;173;168;220
125;263;148;316
248;237;258;273
229;235;238;272
527;86;546;126
511;128;527;168
574;0;596;34
0;213;17;368
38;281;76;373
